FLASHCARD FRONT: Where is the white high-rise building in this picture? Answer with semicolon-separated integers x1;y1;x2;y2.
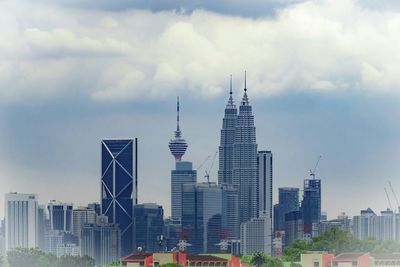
257;151;273;218
5;192;38;251
72;207;96;240
240;213;272;255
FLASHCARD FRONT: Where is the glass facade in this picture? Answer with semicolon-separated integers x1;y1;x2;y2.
301;179;321;234
101;139;138;257
134;203;164;252
182;183;224;254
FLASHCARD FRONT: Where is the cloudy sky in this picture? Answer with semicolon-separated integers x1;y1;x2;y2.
1;0;400;219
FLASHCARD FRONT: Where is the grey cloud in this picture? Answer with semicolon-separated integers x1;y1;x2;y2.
39;0;303;18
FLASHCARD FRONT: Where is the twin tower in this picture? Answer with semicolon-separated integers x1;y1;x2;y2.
168;74;273;247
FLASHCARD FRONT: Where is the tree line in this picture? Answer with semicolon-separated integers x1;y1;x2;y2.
1;248;94;267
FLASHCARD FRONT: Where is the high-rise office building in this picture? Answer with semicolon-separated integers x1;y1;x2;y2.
0;219;5;255
284;211;304;246
240;213;272;255
134;203;164;252
47;200;73;232
182;182;224;254
301;179;321;235
274;188;300;231
218;76;237;185
221;184;239;240
257;151;273;217
171;161;196;221
5;193;38;251
38;205;48;251
88;202;101;216
233;74;258;224
101;139;138;257
45;230;79;256
81;215;121;266
72;207;96;240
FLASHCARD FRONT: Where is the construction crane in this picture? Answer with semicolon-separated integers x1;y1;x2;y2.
309;155;322;179
196;155;211;172
388;181;400;212
205;151;218;183
384;187;394;211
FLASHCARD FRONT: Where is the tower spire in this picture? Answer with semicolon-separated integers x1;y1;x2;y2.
228;75;234;106
244;71;247;92
169;96;188;161
176;96;180;134
242;71;249;105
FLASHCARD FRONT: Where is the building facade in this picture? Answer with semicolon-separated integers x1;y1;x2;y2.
284;211;304;246
274;187;300;231
134;203;164;253
240;213;272;255
301;179;321;235
4;193;38;251
47;200;73;232
171;161;197;221
182;182;224;254
81;218;121;266
72;207;96;240
101;139;138;256
232;81;258;224
218;78;237;186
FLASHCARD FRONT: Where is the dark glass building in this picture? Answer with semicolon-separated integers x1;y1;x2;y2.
88;202;101;216
301;179;321;235
133;203;164;252
274;188;300;231
284;211;303;246
182;182;226;254
101;139;138;257
47;201;73;232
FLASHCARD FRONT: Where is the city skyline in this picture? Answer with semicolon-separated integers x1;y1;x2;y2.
1;0;400;221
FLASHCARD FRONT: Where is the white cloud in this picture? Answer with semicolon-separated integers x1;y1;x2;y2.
1;0;400;104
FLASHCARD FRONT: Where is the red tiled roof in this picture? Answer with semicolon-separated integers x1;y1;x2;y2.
121;253;153;262
333;253;368;261
371;253;400;260
187;255;228;262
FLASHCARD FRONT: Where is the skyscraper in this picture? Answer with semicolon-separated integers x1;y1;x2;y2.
47;200;73;232
274;188;300;231
5;193;38;251
182;182;223;254
81;215;121;266
171;161;196;221
257;151;273;217
101;139;138;256
240;213;272;255
301;178;321;235
133;203;164;252
218;76;237;185
233;73;258;224
72;207;96;240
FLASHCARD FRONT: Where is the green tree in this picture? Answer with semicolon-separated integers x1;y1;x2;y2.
7;247;54;267
56;255;95;267
283;239;310;262
250;252;266;267
264;254;283;267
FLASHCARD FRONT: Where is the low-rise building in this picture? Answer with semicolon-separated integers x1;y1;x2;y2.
332;253;371;267
301;252;334;267
121;252;240;267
